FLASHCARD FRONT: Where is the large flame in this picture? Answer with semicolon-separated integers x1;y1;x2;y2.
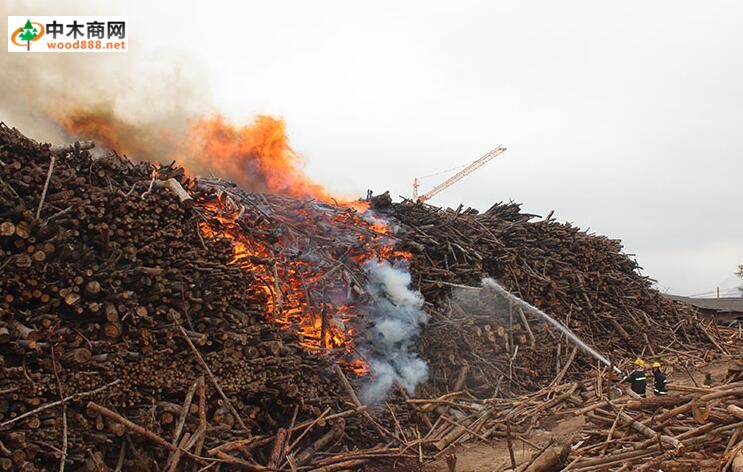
57;107;341;203
195;191;409;377
55;106;416;376
58;103;180;165
188;115;334;201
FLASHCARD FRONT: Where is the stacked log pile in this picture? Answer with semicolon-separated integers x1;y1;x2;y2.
388;201;717;394
0;124;377;470
373;356;742;471
565;373;743;471
0;122;732;471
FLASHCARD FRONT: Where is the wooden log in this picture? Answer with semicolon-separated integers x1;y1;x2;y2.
729;405;743;421
517;439;554;472
651;386;743;425
505;420;516;470
86;401;209;466
524;442;571;472
60;348;92;366
332;364;395;441
213;451;268;471
267;427;287;469
550;349;577;388
166;432;191;472
0;327;10;344
608;316;630;341
719;436;743;472
625;395;693;411
295;422;344;465
310;459;368;472
434;417;471;450
1;382;119;429
14;221;30;239
157;402;181;425
0;222;14;236
516;306;536;349
614;408;682;450
7;320;39;341
150;179;193;207
733;451;743;472
103;321;123;339
194;376;207;457
85;280;101;296
49;141;95;154
175;321;248;431
172;377;199;446
566;446;657;469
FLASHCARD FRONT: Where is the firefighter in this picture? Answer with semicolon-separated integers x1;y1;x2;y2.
624;358;647;397
652;361;668;395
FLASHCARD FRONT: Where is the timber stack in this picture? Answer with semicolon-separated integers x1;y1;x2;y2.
386;201;720;395
565;369;743;471
0;123;733;471
0;124;366;470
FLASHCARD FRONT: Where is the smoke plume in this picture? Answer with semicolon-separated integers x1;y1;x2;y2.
0;13;331;201
0;28;210;148
358;259;429;404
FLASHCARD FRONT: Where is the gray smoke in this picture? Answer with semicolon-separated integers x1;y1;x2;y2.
358;259;429;404
1;0;211;149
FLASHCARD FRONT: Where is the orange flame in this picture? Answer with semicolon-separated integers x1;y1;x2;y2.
58;104;174;163
193;189;411;377
56;107;348;204
186;115;336;201
56;106;405;376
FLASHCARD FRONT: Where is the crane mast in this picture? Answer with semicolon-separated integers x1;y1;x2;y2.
414;146;507;202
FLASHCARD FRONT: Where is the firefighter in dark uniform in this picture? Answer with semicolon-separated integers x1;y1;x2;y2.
652;361;668;395
624;358;647;397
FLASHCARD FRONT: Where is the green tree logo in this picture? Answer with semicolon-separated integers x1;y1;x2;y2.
18;20;39;51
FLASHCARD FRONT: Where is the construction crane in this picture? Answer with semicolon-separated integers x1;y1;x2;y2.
412;145;507;202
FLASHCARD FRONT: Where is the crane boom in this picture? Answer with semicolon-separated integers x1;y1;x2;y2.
416;146;507;202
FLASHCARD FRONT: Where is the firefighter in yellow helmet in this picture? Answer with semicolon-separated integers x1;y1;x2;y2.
623;358;647;397
652;361;668;395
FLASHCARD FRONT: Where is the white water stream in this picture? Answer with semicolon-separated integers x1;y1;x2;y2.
482;278;622;373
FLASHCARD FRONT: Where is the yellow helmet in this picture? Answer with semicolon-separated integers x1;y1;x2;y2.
652;362;661;368
634;358;645;367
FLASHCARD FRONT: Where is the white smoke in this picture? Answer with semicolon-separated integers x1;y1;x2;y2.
358;259;429;404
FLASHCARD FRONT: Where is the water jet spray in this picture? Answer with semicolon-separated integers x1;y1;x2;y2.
482;278;622;374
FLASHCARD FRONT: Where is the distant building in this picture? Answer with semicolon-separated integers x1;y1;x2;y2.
666;294;743;324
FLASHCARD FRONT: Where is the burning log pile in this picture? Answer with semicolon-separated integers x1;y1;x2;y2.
0;124;391;470
388;201;717;394
191;176;407;373
0;121;733;471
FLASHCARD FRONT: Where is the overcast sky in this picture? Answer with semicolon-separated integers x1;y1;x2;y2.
3;0;742;296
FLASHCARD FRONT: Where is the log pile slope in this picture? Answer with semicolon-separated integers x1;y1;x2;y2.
0;124;359;470
388;200;717;395
563;362;743;472
0;124;729;471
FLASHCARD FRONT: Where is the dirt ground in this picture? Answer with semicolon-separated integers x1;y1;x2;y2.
422;359;738;472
